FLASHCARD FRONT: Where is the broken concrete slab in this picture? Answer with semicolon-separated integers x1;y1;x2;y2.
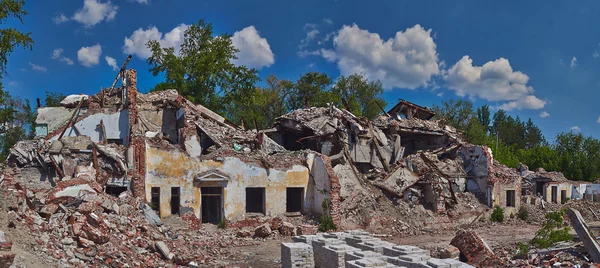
142;204;164;226
566;208;600;263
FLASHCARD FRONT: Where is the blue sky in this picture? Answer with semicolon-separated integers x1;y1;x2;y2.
4;0;600;141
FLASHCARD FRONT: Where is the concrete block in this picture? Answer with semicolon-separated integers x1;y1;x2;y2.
324;232;353;240
356;240;396;254
293;234;321;244
281;242;315;268
387;254;433;268
322;244;359;268
383;245;430;257
345;250;384;263
345;235;380;248
313;238;346;268
346;257;398;268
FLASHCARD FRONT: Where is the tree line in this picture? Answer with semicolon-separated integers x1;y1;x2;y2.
1;15;599;182
433;100;600;181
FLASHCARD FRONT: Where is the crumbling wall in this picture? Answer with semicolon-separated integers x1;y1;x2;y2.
56;109;129;145
544;182;572;204
144;146;328;221
35;107;74;137
491;181;521;216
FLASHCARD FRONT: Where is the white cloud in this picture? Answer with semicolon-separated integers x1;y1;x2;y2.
445;56;545;110
299;23;319;49
52;48;63;59
77;44;102;67
320;24;440;89
51;48;75;65
594;51;599;58
231;26;275;69
495;95;546;111
540;111;550;118
318;32;334;45
324;18;333;25
61;57;74;65
29;62;47;72
570;126;581;132
53;13;69;24
105;56;118;70
72;0;118;28
134;0;148;3
123;24;188;59
597;116;600;123
570;56;577;68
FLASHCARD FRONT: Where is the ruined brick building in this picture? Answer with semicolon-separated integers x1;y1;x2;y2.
6;68;524;226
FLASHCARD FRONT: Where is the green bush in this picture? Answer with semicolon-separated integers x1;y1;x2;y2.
318;199;337;232
518;206;529;221
490;206;504;222
530;209;571;248
217;219;228;229
516;242;529;255
318;214;337;232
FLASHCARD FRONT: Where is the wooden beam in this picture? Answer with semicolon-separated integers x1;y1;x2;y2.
50;156;65;178
58;97;85;140
374;100;390;117
92;147;99;180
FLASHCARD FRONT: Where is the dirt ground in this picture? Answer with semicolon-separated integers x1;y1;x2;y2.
224;222;541;267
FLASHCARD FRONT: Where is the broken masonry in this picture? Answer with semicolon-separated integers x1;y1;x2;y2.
7;65;525;226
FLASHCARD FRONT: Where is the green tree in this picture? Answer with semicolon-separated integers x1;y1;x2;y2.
0;0;33;80
146;19;259;120
288;72;335;110
476;104;491;132
44;91;65;107
524;118;545;149
332;74;386;119
432;99;475;130
0;0;34;160
237;74;291;129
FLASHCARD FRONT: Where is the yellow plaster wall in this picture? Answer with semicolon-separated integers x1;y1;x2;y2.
144;144;327;221
544;182;572;204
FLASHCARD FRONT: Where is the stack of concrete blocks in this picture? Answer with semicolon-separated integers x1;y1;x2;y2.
356;240;396;254
387;254;475;268
345;250;385;263
281;242;315;268
293;234;323;245
321;244;359;268
345;235;379;248
282;230;475;268
312;238;347;268
346;258;398;268
383;245;430;258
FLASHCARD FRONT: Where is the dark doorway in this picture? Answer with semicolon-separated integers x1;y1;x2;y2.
106;186;127;197
201;187;222;224
561;190;567;204
151;187;160;216
535;181;545;196
551;186;558;203
286;187;304;213
245;187;265;214
171;187;180;215
506;190;515;207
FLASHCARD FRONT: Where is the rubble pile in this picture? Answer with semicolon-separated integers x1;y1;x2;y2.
272;102;513;232
0;172;257;267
